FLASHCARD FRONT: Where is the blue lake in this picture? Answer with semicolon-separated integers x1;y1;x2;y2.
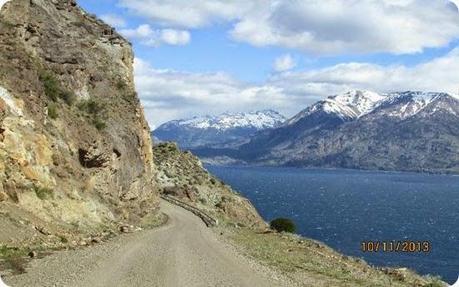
206;165;459;284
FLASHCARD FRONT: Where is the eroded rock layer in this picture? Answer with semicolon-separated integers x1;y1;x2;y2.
0;0;158;247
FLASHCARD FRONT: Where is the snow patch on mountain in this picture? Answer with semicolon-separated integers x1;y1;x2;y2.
288;90;385;125
288;90;458;125
163;110;286;131
330;90;385;116
382;92;439;119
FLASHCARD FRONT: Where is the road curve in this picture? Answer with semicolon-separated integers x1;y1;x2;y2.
6;200;285;287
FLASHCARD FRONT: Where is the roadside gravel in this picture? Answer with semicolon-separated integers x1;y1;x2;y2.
5;200;287;287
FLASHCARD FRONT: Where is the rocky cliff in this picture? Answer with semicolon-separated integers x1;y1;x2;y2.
153;142;266;229
0;0;158;248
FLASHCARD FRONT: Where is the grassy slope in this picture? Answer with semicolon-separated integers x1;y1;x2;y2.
220;227;444;287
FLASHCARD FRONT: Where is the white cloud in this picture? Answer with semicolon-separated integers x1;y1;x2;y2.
120;24;153;39
134;58;290;126
118;0;256;28
120;25;190;47
231;0;459;55
118;0;459;55
274;54;296;72
270;47;459;96
135;48;459;127
100;14;127;28
160;29;191;46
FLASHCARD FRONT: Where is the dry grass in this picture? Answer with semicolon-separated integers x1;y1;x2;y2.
0;246;29;275
221;227;445;287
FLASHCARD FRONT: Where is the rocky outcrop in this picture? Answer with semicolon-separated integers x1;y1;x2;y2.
0;0;158;247
153;142;266;229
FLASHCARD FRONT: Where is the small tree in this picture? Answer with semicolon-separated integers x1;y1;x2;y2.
270;218;296;233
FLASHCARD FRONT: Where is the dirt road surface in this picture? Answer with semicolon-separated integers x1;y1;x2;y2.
5;200;286;287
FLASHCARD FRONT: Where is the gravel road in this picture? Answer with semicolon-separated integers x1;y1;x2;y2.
5;200;285;287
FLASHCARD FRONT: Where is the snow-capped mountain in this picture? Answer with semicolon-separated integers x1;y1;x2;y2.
287;90;385;124
153;110;286;149
211;90;459;173
287;90;458;125
374;91;457;119
163;110;285;131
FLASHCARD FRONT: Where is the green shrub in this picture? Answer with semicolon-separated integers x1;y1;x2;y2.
78;99;107;130
116;79;126;90
270;218;296;233
47;103;58;119
40;71;75;105
86;100;102;114
60;90;76;105
40;72;60;101
93;119;106;130
78;99;103;115
34;186;54;200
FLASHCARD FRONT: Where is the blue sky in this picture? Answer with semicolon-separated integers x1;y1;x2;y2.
78;0;459;127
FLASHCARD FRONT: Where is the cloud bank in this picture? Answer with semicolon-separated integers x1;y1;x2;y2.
120;25;190;47
135;48;459;127
119;0;459;55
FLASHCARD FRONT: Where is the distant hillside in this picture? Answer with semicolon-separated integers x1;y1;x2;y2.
202;90;459;174
153;142;266;228
153;110;286;149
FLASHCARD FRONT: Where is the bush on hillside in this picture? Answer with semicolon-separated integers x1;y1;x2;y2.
47;103;58;119
60;90;76;105
40;71;76;105
93;118;107;130
40;72;60;101
270;218;296;233
34;186;54;200
78;99;107;130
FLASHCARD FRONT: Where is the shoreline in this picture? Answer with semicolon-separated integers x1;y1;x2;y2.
204;162;459;177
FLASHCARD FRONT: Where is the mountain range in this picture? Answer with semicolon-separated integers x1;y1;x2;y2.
156;90;459;174
154;110;286;149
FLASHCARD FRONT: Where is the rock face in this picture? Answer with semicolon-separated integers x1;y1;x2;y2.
0;0;158;246
153;142;266;229
239;90;459;173
154;110;286;149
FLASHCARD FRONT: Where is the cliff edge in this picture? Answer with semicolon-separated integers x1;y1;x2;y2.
0;0;158;248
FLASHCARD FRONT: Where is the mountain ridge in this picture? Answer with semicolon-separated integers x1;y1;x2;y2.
160;90;459;174
162;109;285;131
154;110;286;149
237;90;459;173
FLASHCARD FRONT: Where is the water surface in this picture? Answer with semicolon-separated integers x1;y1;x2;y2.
206;165;459;284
